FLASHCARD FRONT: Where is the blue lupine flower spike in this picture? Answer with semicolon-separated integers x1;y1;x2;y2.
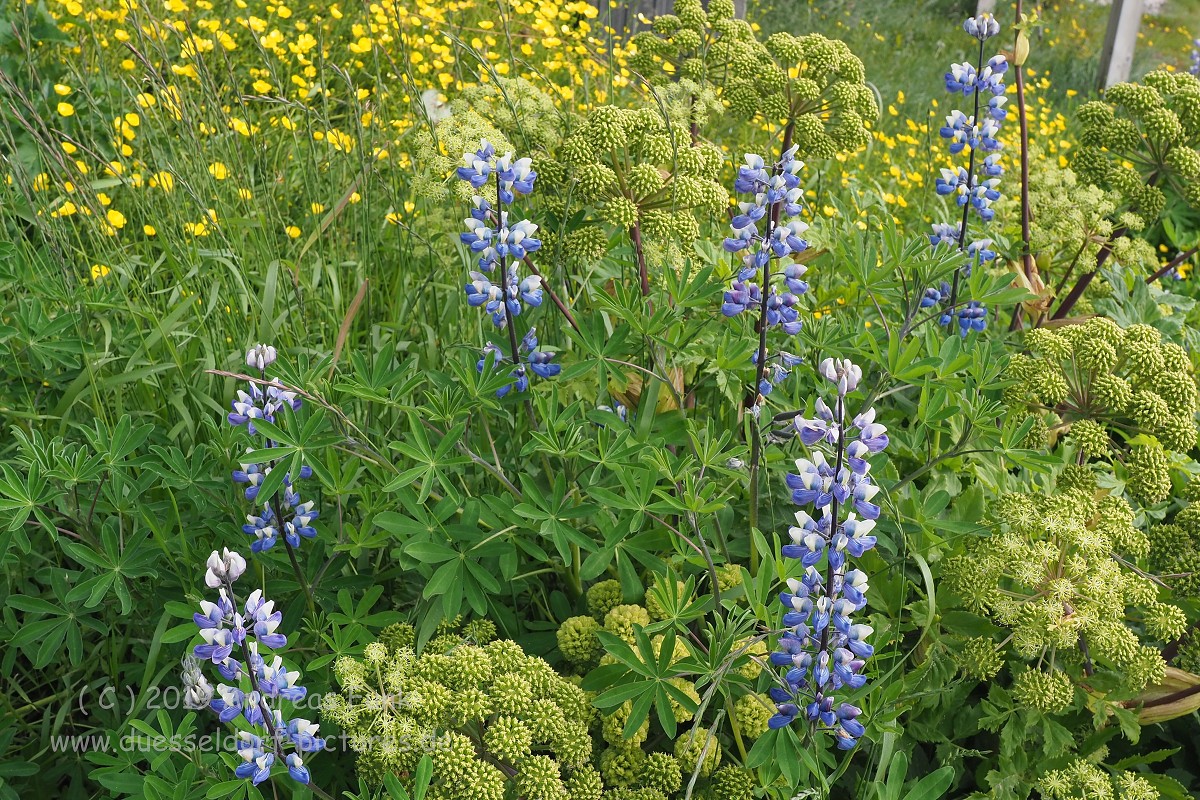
924;14;1008;335
456;139;560;398
190;549;325;786
722;147;811;415
227;345;319;555
770;358;887;750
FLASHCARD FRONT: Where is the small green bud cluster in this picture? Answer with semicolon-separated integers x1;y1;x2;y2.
999;149;1157;292
1011;318;1197;504
1150;500;1200;599
1038;758;1160;800
730;33;875;158
629;2;874;157
628;0;750;88
537;105;726;246
943;485;1185;709
1076;70;1200;220
414;78;563;205
1176;632;1200;674
322;620;597;800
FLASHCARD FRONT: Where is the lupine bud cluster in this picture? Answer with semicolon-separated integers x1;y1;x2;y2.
227;345;320;553
721;147;811;410
923;15;1009;335
191;549;324;786
1192;39;1200;76
456;139;561;398
768;358;887;750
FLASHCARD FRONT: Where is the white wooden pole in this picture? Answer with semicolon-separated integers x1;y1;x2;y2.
1098;0;1144;89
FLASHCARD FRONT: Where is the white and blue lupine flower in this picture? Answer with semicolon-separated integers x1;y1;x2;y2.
494;152;537;201
236;749;275;785
287;719;325;752
243;506;278;552
191;551;319;787
770;358;885;749
721;279;760;317
455;140;496;188
227;383;301;435
258;655;307;701
210;683;246;723
925;16;1008;334
282;501;319;547
286;753;310;784
722;146;812;413
194;592;233;630
476;327;560;398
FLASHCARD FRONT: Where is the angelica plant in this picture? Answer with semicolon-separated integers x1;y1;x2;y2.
1055;69;1200;317
321;621;600;797
944;479;1187;711
1010;319;1198;504
542;105;727;293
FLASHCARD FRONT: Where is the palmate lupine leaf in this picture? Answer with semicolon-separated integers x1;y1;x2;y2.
584;627;698;738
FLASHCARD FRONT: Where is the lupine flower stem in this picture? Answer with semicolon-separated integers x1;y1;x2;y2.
1015;5;1034;284
224;578;282;744
501;271;539;430
815;393;846;660
746;214;777;577
1146;245;1199;283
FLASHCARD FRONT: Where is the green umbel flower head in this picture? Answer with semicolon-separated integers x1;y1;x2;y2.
1011;317;1197;505
1076;71;1200;223
322;624;594;794
943;485;1180;702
